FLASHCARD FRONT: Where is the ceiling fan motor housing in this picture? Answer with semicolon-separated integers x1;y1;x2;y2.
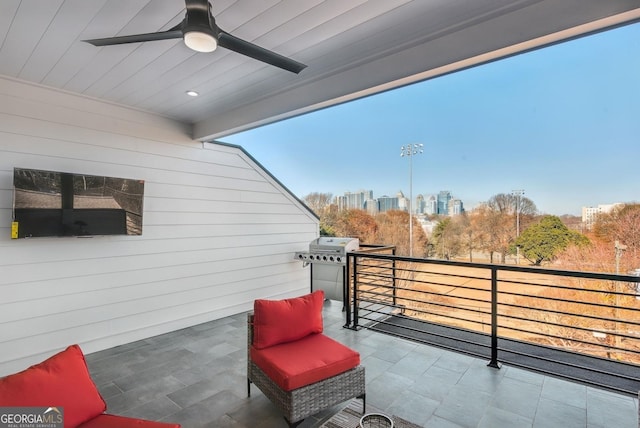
183;0;219;51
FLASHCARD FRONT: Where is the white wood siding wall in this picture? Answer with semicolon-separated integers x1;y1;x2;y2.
0;77;318;376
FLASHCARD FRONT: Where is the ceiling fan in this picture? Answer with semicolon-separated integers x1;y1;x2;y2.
83;0;307;74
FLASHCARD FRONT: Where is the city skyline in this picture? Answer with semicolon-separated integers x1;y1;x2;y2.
222;22;640;216
333;188;465;217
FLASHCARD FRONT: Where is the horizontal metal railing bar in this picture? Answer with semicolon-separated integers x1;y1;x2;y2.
357;244;397;253
357;296;489;331
497;301;640;328
496;282;637;298
359;289;491;318
496;290;637;308
357;280;492;306
349;251;640;283
394;267;492;282
496;276;636;294
498;315;640;343
354;258;640;295
373;278;491;297
497;323;640;356
357;272;492;295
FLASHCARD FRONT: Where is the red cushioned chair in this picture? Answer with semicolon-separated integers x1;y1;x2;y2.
247;290;366;427
0;344;181;428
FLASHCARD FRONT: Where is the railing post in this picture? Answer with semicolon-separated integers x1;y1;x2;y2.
353;256;360;330
392;248;397;307
487;266;501;369
344;254;352;328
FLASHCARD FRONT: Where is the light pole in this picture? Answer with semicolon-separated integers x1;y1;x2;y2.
401;143;423;257
512;190;524;265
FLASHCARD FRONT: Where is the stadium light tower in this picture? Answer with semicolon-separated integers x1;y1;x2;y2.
401;143;423;257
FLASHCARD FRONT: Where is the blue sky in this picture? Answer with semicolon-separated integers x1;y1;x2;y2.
222;22;640;216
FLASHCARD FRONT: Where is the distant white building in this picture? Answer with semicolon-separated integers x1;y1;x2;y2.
426;195;437;215
336;190;373;211
365;198;378;215
418;217;438;236
582;203;624;229
397;191;409;212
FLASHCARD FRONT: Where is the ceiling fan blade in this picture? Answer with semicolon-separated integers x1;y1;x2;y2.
84;27;183;47
218;31;307;74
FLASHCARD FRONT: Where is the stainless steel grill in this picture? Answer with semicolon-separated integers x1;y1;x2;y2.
294;237;359;301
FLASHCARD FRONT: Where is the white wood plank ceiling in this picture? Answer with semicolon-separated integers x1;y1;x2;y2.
1;0;639;140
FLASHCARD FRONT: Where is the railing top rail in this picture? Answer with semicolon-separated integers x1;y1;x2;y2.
355;245;396;254
348;251;640;283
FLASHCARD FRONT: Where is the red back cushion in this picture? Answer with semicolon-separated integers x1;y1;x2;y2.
0;344;107;428
253;290;324;349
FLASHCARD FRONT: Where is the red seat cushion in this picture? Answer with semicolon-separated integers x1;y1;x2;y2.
0;344;106;428
253;290;324;349
79;414;180;428
250;333;360;391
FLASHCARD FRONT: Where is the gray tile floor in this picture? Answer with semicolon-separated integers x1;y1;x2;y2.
85;300;639;427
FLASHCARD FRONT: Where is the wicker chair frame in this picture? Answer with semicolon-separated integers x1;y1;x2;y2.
247;313;366;428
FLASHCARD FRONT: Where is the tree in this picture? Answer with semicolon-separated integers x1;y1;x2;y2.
374;210;428;257
333;209;378;243
473;204;513;263
613;205;640;256
474;193;538;263
303;192;333;215
456;212;483;262
594;204;640;261
432;217;463;260
486;193;537;217
516;215;589;265
319;222;336;237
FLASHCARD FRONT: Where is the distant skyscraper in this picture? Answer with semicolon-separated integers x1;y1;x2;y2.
364;198;378;215
449;198;464;215
337;190;373;210
426;195;437;215
437;191;452;215
378;195;399;212
416;194;425;214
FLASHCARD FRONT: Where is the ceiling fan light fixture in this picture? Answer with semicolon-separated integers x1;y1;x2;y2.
184;31;217;52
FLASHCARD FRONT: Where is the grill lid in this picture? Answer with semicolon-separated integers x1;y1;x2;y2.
309;237;359;253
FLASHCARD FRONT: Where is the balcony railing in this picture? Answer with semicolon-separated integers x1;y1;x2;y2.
345;248;640;395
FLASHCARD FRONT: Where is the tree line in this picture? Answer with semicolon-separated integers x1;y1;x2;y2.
303;191;640;273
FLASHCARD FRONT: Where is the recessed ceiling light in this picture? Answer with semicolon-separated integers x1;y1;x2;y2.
186;90;199;97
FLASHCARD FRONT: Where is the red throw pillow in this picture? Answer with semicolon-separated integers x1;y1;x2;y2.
253;290;324;349
0;344;107;428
